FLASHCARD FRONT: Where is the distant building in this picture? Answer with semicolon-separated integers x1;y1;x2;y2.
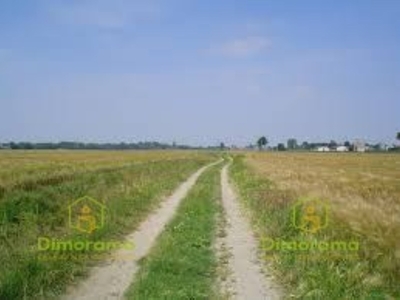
336;146;349;152
353;140;366;152
317;146;330;152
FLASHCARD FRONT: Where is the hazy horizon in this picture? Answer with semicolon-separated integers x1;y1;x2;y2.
1;1;399;146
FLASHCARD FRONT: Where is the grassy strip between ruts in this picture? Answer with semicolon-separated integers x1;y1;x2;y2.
126;161;224;299
229;154;399;300
0;157;215;299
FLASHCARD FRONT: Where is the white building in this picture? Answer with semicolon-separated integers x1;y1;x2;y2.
353;140;366;152
336;146;349;152
317;146;330;152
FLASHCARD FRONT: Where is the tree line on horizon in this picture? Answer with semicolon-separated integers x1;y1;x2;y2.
255;132;400;152
1;132;399;151
0;141;198;150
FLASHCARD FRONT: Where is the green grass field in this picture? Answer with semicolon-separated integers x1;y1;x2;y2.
0;151;216;299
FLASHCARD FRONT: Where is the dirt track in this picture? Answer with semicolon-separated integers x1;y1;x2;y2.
63;160;220;300
219;163;281;300
63;159;281;299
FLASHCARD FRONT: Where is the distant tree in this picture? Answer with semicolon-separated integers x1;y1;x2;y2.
329;140;338;149
277;143;286;151
257;136;268;150
397;132;400;142
301;141;309;150
22;142;34;149
6;141;193;150
287;138;298;150
344;141;351;148
370;143;383;151
220;142;225;150
10;142;19;149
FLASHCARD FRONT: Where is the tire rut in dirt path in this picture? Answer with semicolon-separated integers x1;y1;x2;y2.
220;163;282;300
62;160;221;300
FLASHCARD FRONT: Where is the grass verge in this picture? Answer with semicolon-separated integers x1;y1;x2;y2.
229;154;399;299
126;162;223;299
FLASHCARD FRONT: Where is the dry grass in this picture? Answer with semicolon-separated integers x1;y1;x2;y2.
0;150;211;191
230;152;400;298
246;152;400;251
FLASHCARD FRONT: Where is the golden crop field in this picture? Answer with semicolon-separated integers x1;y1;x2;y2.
2;150;399;299
246;152;400;247
0;150;210;192
230;152;400;298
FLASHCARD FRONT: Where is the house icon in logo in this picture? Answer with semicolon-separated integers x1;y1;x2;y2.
292;198;329;234
68;196;106;234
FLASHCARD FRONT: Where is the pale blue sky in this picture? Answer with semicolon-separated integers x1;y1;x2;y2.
1;0;399;146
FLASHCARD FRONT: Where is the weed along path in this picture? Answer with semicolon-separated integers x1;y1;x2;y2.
220;163;282;300
63;160;221;300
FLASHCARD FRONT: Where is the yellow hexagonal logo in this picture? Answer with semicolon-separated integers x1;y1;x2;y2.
292;198;329;233
68;196;106;234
